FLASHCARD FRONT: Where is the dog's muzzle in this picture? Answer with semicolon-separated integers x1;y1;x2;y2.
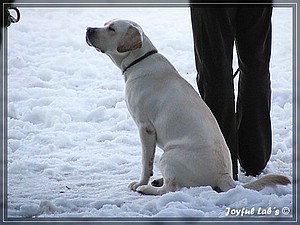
86;27;105;53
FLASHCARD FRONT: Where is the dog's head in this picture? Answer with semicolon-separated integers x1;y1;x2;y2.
86;19;143;54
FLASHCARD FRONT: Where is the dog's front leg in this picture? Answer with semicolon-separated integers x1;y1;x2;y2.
129;122;156;191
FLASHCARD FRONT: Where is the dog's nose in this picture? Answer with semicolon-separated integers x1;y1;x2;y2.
86;27;96;35
86;27;95;46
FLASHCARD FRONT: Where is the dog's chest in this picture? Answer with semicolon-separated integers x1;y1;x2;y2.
125;77;161;122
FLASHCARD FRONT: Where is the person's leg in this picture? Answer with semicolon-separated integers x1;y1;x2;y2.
235;7;273;176
190;7;238;180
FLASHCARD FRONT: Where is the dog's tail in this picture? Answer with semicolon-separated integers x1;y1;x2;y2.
243;174;291;191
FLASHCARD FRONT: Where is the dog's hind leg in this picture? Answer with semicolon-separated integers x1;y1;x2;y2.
137;150;186;195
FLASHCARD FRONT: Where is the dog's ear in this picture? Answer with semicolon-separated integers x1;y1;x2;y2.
117;25;143;53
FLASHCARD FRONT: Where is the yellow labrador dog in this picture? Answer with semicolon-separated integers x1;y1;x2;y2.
86;19;290;195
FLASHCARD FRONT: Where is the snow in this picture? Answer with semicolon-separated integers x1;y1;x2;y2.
6;6;294;220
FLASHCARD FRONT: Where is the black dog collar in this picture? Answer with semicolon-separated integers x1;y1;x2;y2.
122;50;158;74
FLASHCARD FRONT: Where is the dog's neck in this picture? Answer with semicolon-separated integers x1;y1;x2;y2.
122;49;157;74
106;35;157;75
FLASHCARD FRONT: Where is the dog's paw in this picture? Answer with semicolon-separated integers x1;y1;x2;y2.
128;181;142;191
136;185;149;194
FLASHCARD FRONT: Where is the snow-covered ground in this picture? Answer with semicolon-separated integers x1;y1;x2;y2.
6;6;294;220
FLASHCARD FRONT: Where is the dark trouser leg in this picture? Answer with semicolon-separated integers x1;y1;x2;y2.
190;7;239;180
236;7;273;176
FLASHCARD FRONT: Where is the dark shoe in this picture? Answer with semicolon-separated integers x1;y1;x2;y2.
240;167;262;177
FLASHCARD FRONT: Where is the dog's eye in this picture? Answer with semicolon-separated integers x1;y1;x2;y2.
108;26;115;32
